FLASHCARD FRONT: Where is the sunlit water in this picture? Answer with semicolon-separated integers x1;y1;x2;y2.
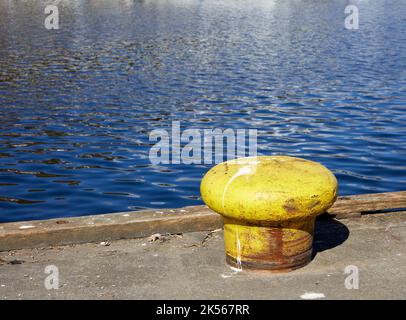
0;0;405;222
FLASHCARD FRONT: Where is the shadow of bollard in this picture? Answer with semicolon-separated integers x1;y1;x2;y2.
312;216;350;259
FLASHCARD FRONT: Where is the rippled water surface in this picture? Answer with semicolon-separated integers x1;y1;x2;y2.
0;0;405;222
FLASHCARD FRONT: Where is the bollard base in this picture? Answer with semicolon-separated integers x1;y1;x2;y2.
225;249;312;272
223;219;315;272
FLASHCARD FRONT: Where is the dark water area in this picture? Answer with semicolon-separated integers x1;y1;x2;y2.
0;0;405;222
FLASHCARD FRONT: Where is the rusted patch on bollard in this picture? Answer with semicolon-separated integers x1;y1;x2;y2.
283;199;299;214
223;223;313;272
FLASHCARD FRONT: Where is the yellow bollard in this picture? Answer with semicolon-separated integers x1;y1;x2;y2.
200;156;338;272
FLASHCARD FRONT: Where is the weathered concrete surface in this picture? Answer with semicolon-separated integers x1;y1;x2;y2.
0;212;406;299
1;191;405;252
0;205;222;251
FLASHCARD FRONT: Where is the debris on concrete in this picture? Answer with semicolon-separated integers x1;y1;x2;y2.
8;259;24;265
147;233;163;242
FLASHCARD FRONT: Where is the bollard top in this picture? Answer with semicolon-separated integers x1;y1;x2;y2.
200;156;338;224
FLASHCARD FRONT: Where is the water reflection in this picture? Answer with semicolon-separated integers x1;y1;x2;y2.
0;0;405;222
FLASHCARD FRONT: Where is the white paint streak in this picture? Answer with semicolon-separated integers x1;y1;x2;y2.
221;266;243;278
229;266;243;273
236;227;242;270
221;166;255;210
19;225;35;230
300;292;325;300
219;158;264;278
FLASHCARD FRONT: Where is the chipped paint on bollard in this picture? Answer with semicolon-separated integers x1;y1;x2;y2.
200;156;338;272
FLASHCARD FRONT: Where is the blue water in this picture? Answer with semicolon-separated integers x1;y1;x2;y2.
0;0;405;222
